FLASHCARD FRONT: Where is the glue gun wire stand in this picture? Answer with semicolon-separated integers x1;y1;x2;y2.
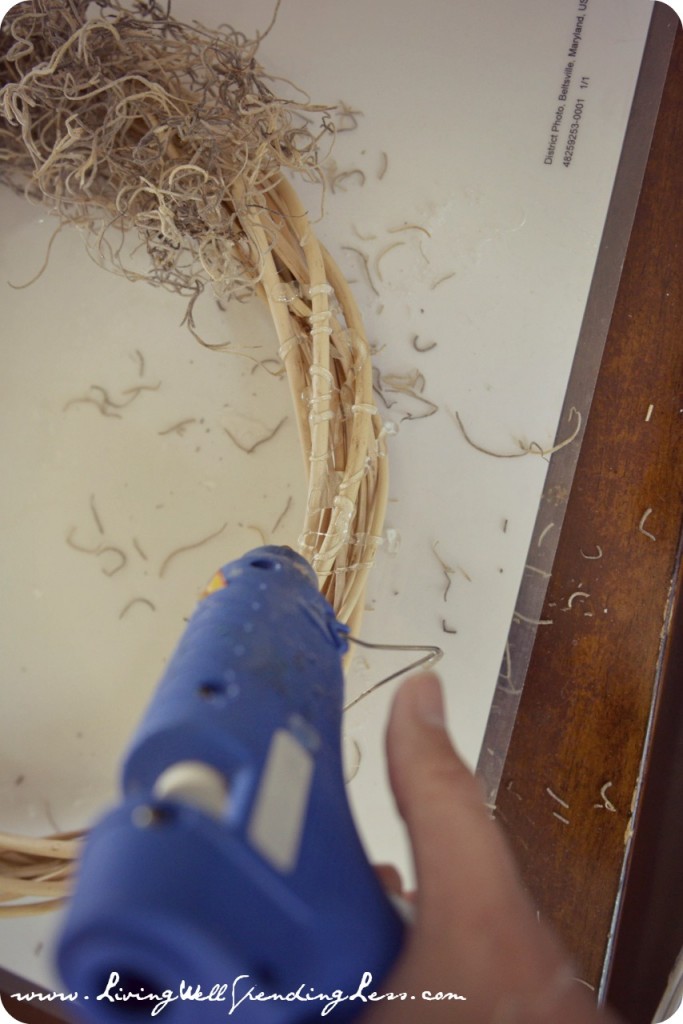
343;637;443;712
56;546;406;1023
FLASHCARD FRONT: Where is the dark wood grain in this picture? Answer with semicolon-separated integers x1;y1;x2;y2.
607;576;683;1023
495;16;683;1020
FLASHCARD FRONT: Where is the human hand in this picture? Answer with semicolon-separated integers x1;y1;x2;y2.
358;673;623;1023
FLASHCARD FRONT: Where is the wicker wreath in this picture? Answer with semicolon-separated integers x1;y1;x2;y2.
0;0;388;914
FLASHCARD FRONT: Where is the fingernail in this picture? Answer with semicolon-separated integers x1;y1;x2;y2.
416;673;445;728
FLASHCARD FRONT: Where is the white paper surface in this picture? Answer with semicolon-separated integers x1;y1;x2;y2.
0;0;655;992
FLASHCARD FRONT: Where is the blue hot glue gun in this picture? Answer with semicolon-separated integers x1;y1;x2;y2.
56;546;404;1022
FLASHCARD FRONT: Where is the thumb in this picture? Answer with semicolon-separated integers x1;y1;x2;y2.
385;672;534;938
381;674;621;1024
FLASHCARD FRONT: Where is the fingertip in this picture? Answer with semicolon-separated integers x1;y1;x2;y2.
386;671;475;821
391;671;447;729
386;671;517;910
389;673;469;772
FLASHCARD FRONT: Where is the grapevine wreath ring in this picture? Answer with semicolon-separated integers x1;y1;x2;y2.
0;0;390;913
